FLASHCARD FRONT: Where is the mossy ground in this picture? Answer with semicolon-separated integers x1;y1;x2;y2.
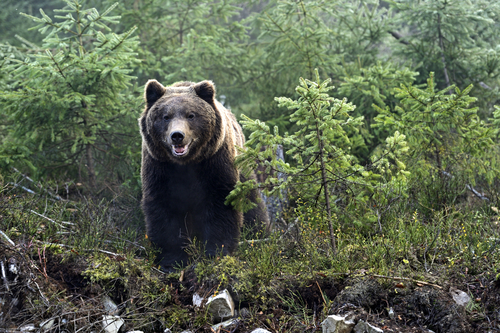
1;175;500;332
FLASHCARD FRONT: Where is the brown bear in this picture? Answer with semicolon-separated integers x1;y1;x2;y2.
139;79;269;271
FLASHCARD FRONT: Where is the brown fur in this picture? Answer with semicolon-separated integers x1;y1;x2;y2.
139;79;268;271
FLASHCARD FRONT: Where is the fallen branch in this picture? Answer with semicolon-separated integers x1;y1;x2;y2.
371;273;442;289
12;167;64;201
466;184;489;201
9;182;36;194
442;171;489;201
30;210;75;228
1;260;10;292
0;230;16;247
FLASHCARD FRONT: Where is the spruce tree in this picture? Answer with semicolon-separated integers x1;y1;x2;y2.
373;72;496;209
228;70;409;253
390;0;500;115
0;0;140;191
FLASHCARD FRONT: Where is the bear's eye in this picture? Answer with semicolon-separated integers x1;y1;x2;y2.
163;115;170;122
187;114;195;119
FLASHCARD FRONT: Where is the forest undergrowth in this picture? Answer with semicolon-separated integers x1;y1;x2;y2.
1;168;500;333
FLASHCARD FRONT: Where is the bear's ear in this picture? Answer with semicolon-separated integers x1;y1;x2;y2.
144;79;166;108
193;80;216;105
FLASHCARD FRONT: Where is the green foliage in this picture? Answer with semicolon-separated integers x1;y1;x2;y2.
228;71;409;250
390;0;500;115
373;72;497;209
0;0;141;191
243;0;394;127
108;0;248;98
337;62;418;159
0;0;62;47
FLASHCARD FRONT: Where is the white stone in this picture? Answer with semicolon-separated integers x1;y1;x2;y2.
126;331;144;333
211;319;238;331
251;329;272;333
19;324;36;332
192;293;203;307
206;289;235;321
102;315;124;333
388;307;395;319
450;288;471;307
353;320;383;333
40;318;55;330
102;296;119;314
321;315;355;333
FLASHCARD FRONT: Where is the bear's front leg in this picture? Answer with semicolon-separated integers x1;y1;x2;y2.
200;201;242;258
144;206;190;271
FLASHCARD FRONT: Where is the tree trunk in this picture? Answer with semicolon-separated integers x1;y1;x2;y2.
316;129;337;255
86;143;96;190
437;14;452;94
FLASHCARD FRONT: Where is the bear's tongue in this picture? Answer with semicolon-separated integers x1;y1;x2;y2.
173;145;187;155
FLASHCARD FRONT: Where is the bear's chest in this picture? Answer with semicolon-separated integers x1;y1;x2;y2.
163;164;206;208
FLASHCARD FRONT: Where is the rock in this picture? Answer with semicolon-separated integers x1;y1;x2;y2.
40;318;55;331
211;318;238;331
321;314;355;333
353;320;383;333
206;289;235;321
19;324;36;332
126;331;144;333
102;315;124;333
239;307;252;318
408;288;470;333
251;329;272;333
450;288;471;307
102;295;119;314
388;306;395;319
192;293;203;307
8;257;19;274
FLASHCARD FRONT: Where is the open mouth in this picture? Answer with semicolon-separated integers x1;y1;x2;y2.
172;144;189;156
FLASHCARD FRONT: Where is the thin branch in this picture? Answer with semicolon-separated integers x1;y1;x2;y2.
30;210;75;227
371;273;442;289
12;167;64;201
0;230;16;247
1;260;10;292
389;31;409;45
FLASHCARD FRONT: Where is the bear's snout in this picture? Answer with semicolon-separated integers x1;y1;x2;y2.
170;131;185;144
166;119;193;157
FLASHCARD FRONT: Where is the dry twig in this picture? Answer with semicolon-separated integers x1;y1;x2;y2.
371;273;442;289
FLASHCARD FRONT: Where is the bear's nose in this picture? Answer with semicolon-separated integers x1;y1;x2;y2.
170;131;185;144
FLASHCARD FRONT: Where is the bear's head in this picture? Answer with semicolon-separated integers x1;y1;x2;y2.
140;80;227;164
